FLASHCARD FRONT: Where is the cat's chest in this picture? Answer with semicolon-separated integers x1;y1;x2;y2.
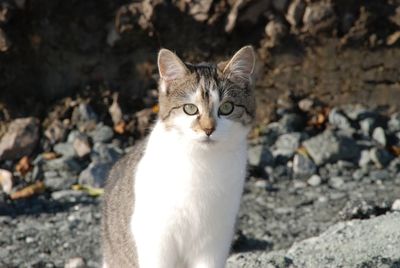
134;143;247;210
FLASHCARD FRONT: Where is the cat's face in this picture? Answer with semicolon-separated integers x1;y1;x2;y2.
157;46;256;146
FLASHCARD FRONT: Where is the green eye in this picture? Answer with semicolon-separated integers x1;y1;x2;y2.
218;102;234;115
183;104;199;115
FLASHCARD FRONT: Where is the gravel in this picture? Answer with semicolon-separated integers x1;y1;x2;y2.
228;212;400;268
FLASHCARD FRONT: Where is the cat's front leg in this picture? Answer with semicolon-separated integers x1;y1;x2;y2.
135;237;179;268
133;221;179;268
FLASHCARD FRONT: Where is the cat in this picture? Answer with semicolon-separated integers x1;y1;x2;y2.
101;45;256;268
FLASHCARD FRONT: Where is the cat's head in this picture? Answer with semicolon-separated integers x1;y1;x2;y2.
157;46;256;146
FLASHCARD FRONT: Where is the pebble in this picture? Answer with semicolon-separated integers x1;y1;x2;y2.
73;134;91;158
359;117;377;136
307;174;322;186
248;145;274;167
89;123;114;143
78;103;98;122
358;150;371;167
44;157;82;174
303;1;335;32
388;113;400;133
392;199;400;211
341;104;371;121
352;169;365;181
372;127;386;146
293;180;307;189
329;176;345;190
78;162;113;188
51;190;85;201
328;108;352;131
286;0;306;27
0;117;40;161
368;170;390;181
369;148;394;168
0;169;13;194
303;130;360;165
293;154;316;179
298;98;314;112
45;120;66;144
279;113;304;133
273;133;302;158
91;142;122;164
54;142;76;158
45;174;77;191
64;257;86;268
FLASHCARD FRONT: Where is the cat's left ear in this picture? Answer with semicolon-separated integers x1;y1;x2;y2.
222;46;255;85
158;49;188;82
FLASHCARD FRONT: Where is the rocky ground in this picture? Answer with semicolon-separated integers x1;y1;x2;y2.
1;95;400;267
1;0;400;267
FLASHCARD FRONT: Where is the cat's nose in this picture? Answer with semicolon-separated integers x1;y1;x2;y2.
204;127;215;136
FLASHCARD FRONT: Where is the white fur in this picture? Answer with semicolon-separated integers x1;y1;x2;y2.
130;90;250;268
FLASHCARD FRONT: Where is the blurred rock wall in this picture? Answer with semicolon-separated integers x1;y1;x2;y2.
0;0;400;113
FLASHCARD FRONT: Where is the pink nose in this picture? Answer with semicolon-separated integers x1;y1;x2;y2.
204;127;215;136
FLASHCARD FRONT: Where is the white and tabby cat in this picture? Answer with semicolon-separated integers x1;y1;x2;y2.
102;46;256;268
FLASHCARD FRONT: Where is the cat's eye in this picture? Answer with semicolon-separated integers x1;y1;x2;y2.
183;104;199;115
218;102;234;116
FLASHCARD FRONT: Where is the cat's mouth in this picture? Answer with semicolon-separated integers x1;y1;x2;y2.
197;136;216;144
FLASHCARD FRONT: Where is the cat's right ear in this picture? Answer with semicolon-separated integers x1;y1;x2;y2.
158;49;188;84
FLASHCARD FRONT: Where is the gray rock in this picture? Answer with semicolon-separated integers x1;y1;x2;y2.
91;143;122;164
64;257;86;268
279;113;304;133
372;127;386;146
264;19;288;48
369;147;394;168
44;120;66;144
0;169;13;194
54;143;76;158
0;117;39;160
72;134;91;158
359;117;376;136
78;162;113;188
328;108;352;131
286;212;400;267
352;169;365;181
293;154;316;179
303;1;335;32
368;170;390;181
286;0;305;28
307;174;322;187
78;103;98;122
44;173;77;191
89;124;114;143
358;150;371;167
328;176;345;190
298;98;314;112
388;157;400;173
30;165;42;181
341;104;370;121
248;145;273;167
273;133;302;158
388;112;400;133
227;250;292;268
392;200;400;211
67;130;81;143
258;123;280;146
303;130;360;165
51;190;85;201
43;157;82;174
